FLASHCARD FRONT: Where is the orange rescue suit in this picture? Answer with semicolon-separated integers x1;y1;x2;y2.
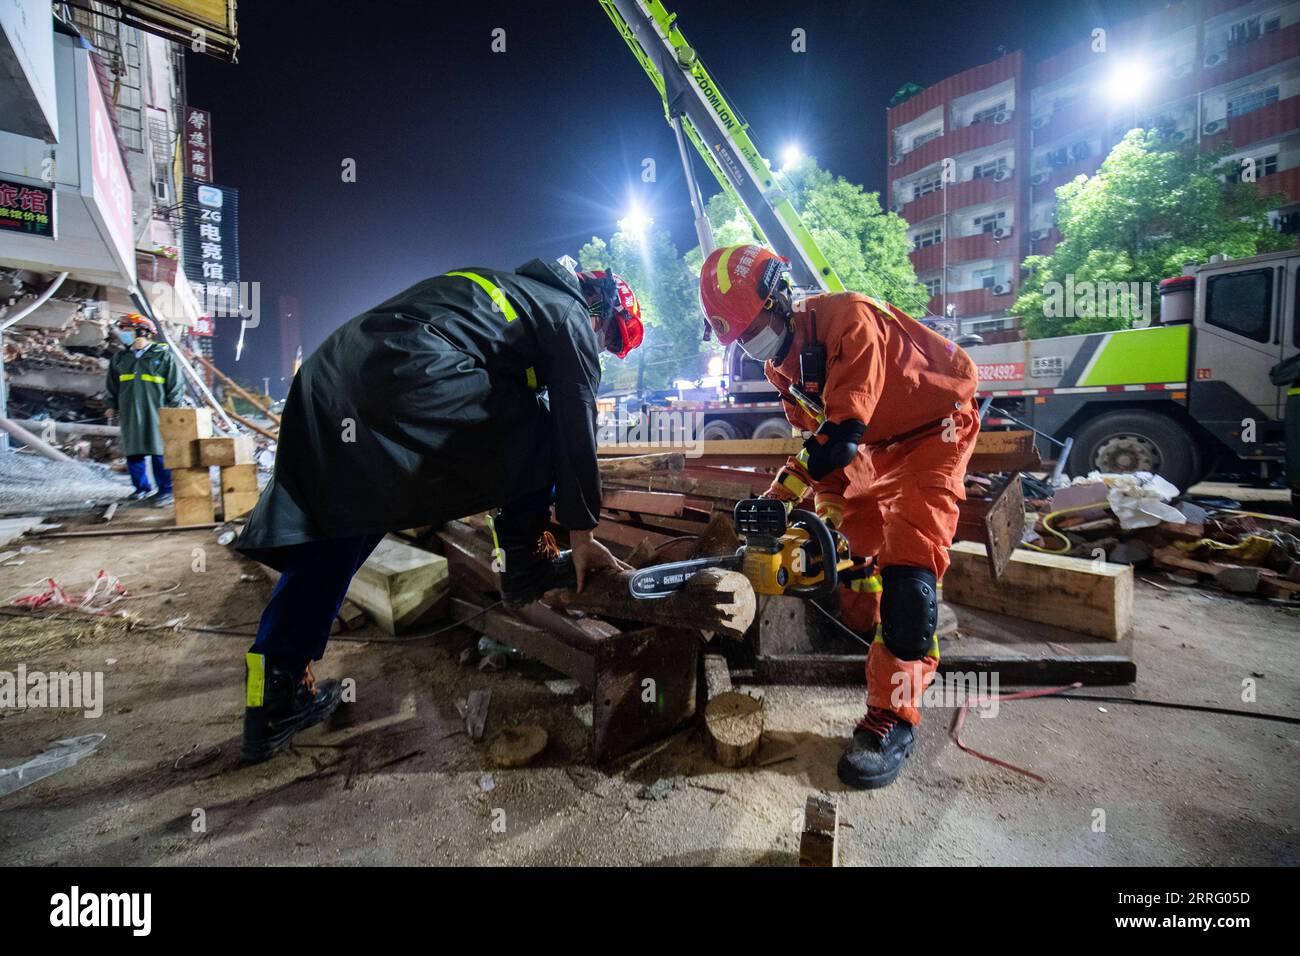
763;293;980;724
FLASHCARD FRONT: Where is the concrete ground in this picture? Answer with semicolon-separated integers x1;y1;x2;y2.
0;496;1297;867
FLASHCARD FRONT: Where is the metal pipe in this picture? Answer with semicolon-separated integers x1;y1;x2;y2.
12;419;119;438
0;271;70;332
0;414;77;463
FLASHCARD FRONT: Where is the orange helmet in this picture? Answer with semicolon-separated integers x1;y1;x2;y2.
699;244;789;345
117;313;157;335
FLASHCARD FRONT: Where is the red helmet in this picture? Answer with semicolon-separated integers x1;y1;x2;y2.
117;313;157;335
699;245;789;345
577;270;643;359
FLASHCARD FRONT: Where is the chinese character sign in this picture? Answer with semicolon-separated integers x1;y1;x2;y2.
184;106;213;183
182;178;240;317
0;178;55;238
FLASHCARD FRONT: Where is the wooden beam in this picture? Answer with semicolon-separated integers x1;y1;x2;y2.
799;794;839;867
944;541;1132;641
346;534;449;634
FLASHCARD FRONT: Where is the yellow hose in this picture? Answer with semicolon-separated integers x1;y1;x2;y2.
1020;501;1115;554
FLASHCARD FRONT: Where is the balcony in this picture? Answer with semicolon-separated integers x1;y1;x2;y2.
909;230;1017;272
903;175;1015;222
1256;165;1300;205
894;118;1019;177
1203;22;1300;88
926;286;1017;318
1204;95;1300;150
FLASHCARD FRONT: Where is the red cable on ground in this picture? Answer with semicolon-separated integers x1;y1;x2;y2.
948;681;1083;783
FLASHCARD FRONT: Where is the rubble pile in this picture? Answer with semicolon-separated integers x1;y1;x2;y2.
1023;472;1300;601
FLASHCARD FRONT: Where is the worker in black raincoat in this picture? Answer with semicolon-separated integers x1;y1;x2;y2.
104;313;183;502
235;259;644;762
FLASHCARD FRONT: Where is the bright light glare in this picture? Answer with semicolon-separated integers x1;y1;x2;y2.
1106;59;1151;103
619;203;652;238
780;143;804;170
707;354;725;377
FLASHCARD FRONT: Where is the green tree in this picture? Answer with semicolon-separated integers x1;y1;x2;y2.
687;158;929;315
579;227;717;392
1012;129;1294;338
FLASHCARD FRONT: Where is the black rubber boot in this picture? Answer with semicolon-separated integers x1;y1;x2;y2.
241;660;342;763
837;707;917;790
497;529;577;607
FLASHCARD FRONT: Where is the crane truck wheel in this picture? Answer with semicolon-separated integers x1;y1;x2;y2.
752;417;794;440
699;419;744;441
1066;410;1201;493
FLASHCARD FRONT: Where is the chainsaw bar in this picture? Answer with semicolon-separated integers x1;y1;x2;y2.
627;555;743;599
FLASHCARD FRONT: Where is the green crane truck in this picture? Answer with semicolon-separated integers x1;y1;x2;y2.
602;0;1295;492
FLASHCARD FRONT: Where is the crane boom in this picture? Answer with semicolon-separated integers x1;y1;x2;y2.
599;0;844;293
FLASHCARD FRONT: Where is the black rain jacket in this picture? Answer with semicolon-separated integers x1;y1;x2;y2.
236;259;602;566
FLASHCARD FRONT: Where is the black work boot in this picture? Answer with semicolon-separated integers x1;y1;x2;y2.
241;657;342;763
837;707;917;790
497;528;577;607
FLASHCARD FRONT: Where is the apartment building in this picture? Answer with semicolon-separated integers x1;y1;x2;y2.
886;0;1300;342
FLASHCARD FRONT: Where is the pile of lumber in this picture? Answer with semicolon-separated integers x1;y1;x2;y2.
160;408;259;524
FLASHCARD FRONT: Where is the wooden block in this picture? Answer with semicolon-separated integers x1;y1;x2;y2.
703;653;733;700
221;490;260;519
171;467;213;500
704;691;764;767
174;496;214;526
220;463;258;494
198;435;255;467
346;534;450;635
799;794;839;867
159;407;212;441
944;541;1133;641
601;489;686;517
163;437;200;469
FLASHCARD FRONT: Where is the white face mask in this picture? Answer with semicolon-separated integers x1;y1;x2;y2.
739;322;788;362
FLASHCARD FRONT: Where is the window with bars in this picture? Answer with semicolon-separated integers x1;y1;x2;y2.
972;157;1008;180
1227;86;1279;117
973;210;1007;233
923;277;941;297
914;176;943;198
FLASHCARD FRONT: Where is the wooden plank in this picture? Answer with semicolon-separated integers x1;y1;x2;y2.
174;496;214;526
601;489;686;516
593;519;676;551
451;598;596;688
221;490;260;519
198;434;255;467
756;652;1137;685
159;407;212;440
799;794;839;867
944;541;1132;641
219;463;258;494
162;437;200;469
346;534;450;635
171;467;212;500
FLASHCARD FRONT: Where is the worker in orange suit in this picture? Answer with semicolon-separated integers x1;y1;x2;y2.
700;244;980;789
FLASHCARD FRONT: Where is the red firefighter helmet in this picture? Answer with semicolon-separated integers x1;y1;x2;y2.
117;313;157;335
699;244;789;345
577;270;643;359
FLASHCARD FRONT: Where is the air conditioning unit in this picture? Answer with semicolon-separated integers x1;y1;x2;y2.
1030;171;1050;186
992;109;1013;125
1031;114;1050;130
1048;148;1069;167
1203;118;1225;135
993;225;1014;240
993;167;1013;182
992;283;1012;295
1170;63;1193;79
1030;228;1050;241
1170;129;1190;143
1070;141;1090;161
152;180;169;202
1204;51;1226;68
889;153;903;166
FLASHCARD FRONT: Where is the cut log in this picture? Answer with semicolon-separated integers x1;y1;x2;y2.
543;566;755;640
597;452;684;478
488;725;548;767
944;541;1132;641
346;534;450;634
799;794;839;867
690;512;742;559
704;691;764;767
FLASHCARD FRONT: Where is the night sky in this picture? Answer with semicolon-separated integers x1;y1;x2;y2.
188;0;1164;395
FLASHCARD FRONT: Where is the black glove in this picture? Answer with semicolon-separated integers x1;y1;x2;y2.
803;419;866;480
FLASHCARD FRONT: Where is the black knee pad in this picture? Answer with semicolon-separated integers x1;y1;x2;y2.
880;565;938;661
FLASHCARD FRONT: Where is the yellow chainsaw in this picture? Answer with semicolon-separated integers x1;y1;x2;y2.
627;498;859;601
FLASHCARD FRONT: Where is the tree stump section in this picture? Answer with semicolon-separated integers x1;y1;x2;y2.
705;691;764;767
488;725;548;768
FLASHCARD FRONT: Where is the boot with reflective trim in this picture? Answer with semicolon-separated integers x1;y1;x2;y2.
241;654;342;763
837;706;917;790
498;529;576;607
